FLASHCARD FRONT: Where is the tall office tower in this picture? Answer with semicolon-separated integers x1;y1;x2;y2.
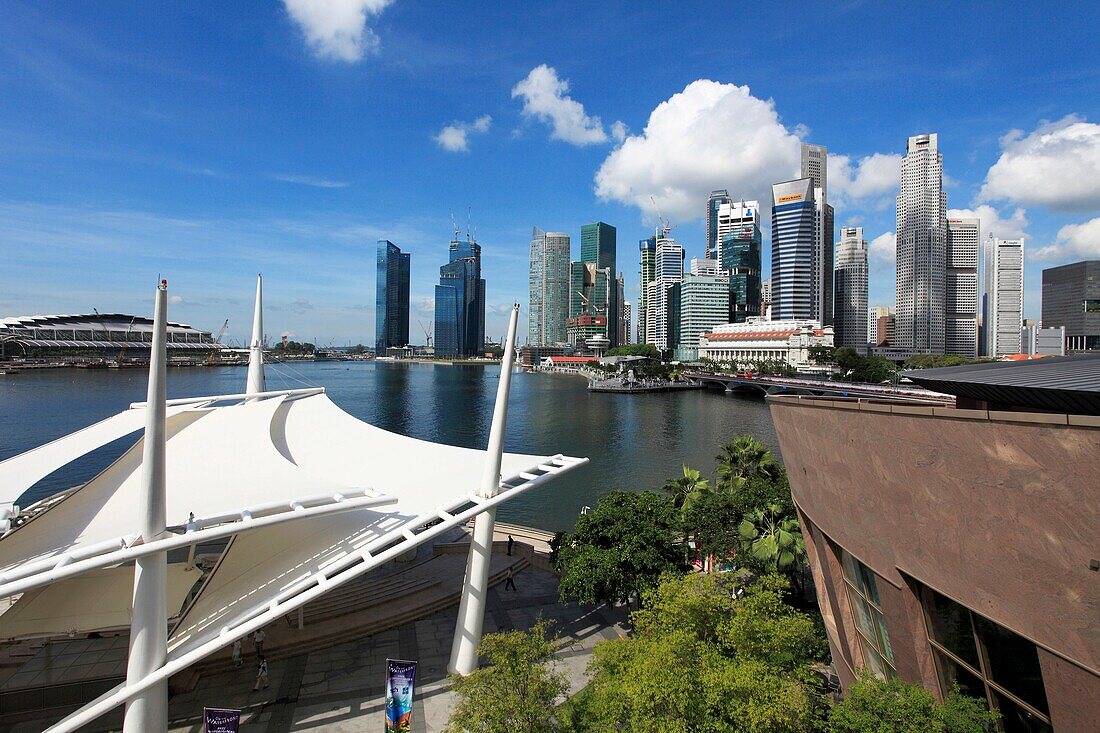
719;201;762;323
802;144;834;326
945;218;980;358
643;237;685;349
690;258;723;277
579;222;618;343
833;227;868;353
761;278;772;319
677;272;730;360
771;178;817;321
528;228;570;346
896;133;947;355
375;240;411;353
1042;260;1100;352
434;234;485;358
615;274;626;346
706;189;732;260
983;236;1024;356
638;236;657;344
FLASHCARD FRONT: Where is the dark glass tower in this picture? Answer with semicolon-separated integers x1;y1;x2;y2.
721;226;762;323
434;236;485;357
580;222;618;344
706;189;731;260
375;239;411;353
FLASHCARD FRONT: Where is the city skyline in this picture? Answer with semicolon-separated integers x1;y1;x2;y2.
1;2;1098;343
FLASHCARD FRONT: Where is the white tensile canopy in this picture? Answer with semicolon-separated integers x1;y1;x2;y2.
0;386;584;729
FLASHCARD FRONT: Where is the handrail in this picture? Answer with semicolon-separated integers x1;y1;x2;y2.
130;386;324;409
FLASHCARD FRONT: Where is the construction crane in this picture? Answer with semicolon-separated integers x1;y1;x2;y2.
214;319;229;345
649;195;672;239
206;319;230;364
418;319;433;348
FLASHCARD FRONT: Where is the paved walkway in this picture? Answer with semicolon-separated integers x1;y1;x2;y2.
3;565;628;732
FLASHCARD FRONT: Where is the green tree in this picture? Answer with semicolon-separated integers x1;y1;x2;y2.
680;488;741;562
828;673;999;733
573;574;827;733
809;345;837;365
446;620;568;733
606;344;660;359
738;503;807;574
715;435;783;490
555;491;683;607
662;465;711;510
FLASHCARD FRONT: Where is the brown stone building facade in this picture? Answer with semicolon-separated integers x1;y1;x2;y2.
770;396;1099;732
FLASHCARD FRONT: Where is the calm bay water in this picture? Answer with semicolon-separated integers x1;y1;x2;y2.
0;361;778;531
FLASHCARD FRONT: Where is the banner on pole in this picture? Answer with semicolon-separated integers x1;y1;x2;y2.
204;707;241;733
384;658;418;732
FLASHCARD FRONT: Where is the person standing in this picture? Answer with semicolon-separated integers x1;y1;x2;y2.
507;535;514;556
504;566;517;591
232;639;243;668
253;628;266;657
253;655;269;691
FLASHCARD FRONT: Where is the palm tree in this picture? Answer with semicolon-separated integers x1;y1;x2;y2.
715;435;781;490
737;503;806;574
662;465;710;510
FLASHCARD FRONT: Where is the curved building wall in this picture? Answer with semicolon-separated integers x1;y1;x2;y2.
770;396;1100;730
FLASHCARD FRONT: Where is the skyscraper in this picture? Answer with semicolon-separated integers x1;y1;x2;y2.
528;228;570;345
833;227;868;353
434;234;485;358
771;178;817;321
718;200;762;323
1041;260;1100;352
945;218;980;358
643;237;685;350
375;239;410;353
677;272;730;360
896;133;947;355
801;144;834;326
567;260;612;347
983;235;1024;357
706;189;731;260
638;236;657;343
579;222;618;344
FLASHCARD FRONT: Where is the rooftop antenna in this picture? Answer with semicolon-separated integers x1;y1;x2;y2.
466;207;471;240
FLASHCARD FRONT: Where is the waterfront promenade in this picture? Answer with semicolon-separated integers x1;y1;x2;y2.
0;527;628;732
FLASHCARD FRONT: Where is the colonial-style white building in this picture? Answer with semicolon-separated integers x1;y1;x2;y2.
698;317;833;371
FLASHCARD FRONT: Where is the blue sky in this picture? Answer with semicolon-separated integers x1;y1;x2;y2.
1;1;1099;344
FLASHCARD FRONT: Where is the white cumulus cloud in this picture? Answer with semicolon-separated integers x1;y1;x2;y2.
512;65;616;146
283;0;394;62
869;232;896;264
979;115;1100;212
434;115;492;153
594;80;802;222
1033;217;1100;261
830;152;902;206
947;204;1028;240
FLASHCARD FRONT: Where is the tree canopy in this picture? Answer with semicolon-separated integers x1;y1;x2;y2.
827;673;999;733
555;491;683;607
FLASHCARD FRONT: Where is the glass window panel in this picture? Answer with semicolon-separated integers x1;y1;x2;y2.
859;636;887;680
857;564;881;606
933;649;986;703
847;589;873;638
871;610;894;664
991;690;1052;733
974;616;1049;716
924;589;980;670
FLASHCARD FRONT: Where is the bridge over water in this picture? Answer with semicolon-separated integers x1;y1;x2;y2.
684;371;955;405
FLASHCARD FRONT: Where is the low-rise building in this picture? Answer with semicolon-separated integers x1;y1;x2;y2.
1021;325;1065;357
698;317;833;372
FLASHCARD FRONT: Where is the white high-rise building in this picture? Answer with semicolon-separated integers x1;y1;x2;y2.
946;218;980;358
528;228;570;345
715;200;760;266
690;257;723;277
644;238;685;350
677;273;730;361
802;144;834;326
984;235;1025;357
896;133;947;355
834;227;868;353
761;278;772;319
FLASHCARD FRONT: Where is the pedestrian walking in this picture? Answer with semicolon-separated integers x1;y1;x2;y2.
504;566;517;591
506;535;514;556
252;628;266;657
232;639;242;668
253;655;269;691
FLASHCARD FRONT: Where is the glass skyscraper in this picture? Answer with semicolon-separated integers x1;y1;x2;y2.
706;189;731;261
834;227;869;352
718;201;762;323
434;236;485;358
579;222;618;345
375;239;410;353
528;228;570;345
771;178;817;321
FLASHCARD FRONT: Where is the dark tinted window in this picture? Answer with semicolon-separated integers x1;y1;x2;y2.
925;588;980;669
974;615;1049;715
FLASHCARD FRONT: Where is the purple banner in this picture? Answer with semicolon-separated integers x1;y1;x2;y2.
204;707;241;733
384;658;417;732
